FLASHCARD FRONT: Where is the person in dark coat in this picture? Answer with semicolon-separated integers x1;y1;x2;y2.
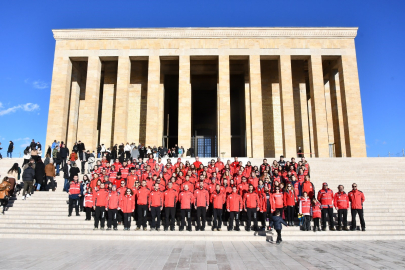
35;159;46;191
59;144;69;169
271;210;288;244
54;151;62;176
69;163;80;181
30;139;37;150
7;141;14;158
111;145;118;160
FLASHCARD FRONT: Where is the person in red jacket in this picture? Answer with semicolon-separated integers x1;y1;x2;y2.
334;185;350;231
93;182;109;230
119;188;136;230
210;184;225;231
107;185;120;230
83;187;94;221
194;182;210;231
136;180;150;231
317;182;335;231
243;184;260;231
299;191;311;231
149;183;163;231
163;182;178;231
283;184;297;226
348;183;366;231
311;197;322;232
179;185;194;231
227;186;243;231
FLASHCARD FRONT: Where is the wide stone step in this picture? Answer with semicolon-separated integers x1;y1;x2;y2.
266;234;405;242
1;222;403;230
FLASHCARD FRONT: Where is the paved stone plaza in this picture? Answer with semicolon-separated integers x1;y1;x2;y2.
2;239;405;269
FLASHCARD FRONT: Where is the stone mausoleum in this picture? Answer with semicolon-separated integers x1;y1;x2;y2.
45;27;366;158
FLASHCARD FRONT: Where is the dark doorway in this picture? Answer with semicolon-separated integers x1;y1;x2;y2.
230;74;246;157
163;74;179;148
191;74;217;157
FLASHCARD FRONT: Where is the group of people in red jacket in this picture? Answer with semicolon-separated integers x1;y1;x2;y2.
66;155;366;233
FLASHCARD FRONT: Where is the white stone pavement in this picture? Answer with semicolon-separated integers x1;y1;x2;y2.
1;239;405;270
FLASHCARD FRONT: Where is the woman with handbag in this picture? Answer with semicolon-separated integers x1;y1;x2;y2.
0;177;11;214
7;163;20;196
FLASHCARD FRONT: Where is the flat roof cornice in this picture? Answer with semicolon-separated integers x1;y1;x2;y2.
52;27;358;40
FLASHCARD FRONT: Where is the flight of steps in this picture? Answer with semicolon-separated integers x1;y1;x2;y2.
0;157;404;241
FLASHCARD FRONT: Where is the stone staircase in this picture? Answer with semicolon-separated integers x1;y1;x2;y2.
0;157;404;242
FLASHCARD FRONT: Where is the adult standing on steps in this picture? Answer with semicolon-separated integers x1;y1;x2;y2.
227;186;243;231
348;183;366;231
7;141;13;158
93;182;108;230
6;163;20;196
317;182;335;231
66;175;83;217
179;184;194;231
45;160;57;192
21;163;35;200
334;185;350;231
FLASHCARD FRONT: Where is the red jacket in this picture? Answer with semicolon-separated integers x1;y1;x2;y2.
317;189;334;208
194;189;209;207
270;193;284;212
311;202;322;218
333;192;349;209
248;177;259;188
127;174;138;188
179;191;194;209
149;190;163;207
210;191;226;209
299;197;311;215
226;192;243;212
348;190;365;209
84;193;93;208
107;191;120;209
237;182;249;197
69;182;81;195
93;189;109;207
119;194;135;213
283;190;296;206
163;189;178;207
243;192;260;209
137;187;150;205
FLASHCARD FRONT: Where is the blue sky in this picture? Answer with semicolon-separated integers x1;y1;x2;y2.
0;0;404;157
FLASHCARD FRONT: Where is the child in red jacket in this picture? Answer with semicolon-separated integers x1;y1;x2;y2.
311;197;322;232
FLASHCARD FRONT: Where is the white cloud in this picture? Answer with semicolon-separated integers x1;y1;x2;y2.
15;137;31;141
0;102;40;116
32;80;48;89
24;78;49;89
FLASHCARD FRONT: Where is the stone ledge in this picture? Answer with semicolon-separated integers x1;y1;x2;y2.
53;27;358;40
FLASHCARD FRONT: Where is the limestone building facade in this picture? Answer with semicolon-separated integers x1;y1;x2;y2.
45;27;366;158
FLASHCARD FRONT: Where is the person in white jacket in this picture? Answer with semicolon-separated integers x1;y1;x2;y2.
124;143;132;160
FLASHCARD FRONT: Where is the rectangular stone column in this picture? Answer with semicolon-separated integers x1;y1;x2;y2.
329;69;346;157
127;84;142;144
218;55;232;157
272;83;284;158
307;99;315;157
338;55;367;157
279;55;297;158
308;55;329;157
324;80;335;146
66;74;80;149
244;83;252;157
114;55;131;145
99;84;114;147
80;56;102;151
299;83;310;157
45;55;72;149
178;55;191;151
249;55;264;158
145;55;161;147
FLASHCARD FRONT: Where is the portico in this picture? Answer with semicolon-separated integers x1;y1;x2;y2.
46;27;367;158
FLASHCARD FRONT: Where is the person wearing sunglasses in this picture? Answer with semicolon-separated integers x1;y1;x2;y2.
348;183;366;231
119;188;135;230
317;182;335;231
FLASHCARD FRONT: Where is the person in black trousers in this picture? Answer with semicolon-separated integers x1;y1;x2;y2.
271;210;288;244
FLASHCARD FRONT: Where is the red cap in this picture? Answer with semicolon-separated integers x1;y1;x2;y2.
323;182;328;186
